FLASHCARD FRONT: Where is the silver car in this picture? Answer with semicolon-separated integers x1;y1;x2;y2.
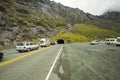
16;42;39;52
90;40;99;45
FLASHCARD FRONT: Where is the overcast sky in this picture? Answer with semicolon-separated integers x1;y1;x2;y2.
50;0;120;15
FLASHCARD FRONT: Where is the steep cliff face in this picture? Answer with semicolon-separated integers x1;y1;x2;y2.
0;0;119;47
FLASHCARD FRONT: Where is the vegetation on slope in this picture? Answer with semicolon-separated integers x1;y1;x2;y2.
52;24;119;43
73;24;119;39
0;0;64;28
0;0;120;45
51;29;91;43
111;24;120;33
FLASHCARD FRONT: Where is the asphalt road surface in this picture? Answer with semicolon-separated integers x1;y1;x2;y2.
0;43;120;80
49;43;120;80
0;45;62;80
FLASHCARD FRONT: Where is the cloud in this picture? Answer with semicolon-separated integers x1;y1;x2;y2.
50;0;120;15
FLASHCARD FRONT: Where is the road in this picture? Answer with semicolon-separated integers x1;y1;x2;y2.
0;45;63;80
49;43;120;80
0;43;120;80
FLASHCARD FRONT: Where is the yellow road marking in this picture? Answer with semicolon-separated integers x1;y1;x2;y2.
0;47;51;67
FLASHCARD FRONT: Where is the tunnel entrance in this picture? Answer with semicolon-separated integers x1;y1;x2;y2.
57;39;64;44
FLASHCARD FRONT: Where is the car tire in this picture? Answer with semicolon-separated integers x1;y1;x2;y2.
27;48;31;52
18;51;22;53
36;47;39;50
116;44;120;46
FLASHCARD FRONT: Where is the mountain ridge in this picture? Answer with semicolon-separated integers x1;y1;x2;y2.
0;0;119;47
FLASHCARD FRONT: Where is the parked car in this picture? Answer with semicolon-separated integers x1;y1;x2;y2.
0;52;4;60
105;38;117;44
90;40;99;45
40;38;50;47
116;37;120;46
16;42;39;52
50;42;56;45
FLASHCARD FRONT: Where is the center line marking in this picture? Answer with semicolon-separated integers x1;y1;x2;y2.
45;45;63;80
0;47;51;67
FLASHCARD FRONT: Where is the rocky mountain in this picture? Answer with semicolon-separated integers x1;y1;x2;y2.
0;0;119;47
16;0;98;23
97;11;120;31
100;11;120;22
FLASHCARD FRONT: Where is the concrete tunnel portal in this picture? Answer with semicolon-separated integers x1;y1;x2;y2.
57;39;64;44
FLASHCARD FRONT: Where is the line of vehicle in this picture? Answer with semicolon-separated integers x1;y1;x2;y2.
0;47;51;67
45;45;63;80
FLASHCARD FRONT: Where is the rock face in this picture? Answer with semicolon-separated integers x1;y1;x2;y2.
99;11;120;23
0;0;119;46
97;11;120;29
17;0;97;23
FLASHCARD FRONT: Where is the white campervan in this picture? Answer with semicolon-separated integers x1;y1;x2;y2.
40;38;50;47
116;37;120;46
105;38;117;44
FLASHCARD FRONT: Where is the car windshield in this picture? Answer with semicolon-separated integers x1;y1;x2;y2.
17;42;25;46
40;41;45;43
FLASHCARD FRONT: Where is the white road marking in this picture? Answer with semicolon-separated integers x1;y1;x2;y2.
45;46;63;80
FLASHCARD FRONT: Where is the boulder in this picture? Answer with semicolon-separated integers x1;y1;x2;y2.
36;26;46;34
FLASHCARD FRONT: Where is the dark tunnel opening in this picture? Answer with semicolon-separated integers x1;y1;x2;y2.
57;39;64;44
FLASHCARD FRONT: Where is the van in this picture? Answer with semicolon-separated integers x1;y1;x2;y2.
116;37;120;46
40;38;50;47
105;38;117;44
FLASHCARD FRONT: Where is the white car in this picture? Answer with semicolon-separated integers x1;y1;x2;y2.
90;40;99;45
16;42;39;52
116;37;120;46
